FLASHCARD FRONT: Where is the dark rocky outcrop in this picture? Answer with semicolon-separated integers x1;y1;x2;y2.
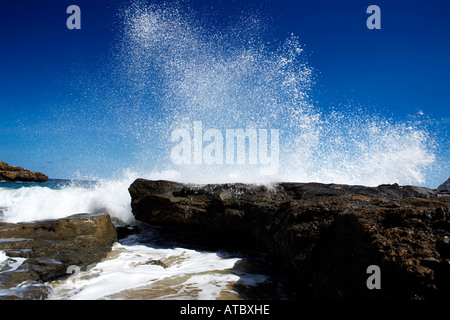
0;213;117;299
0;161;48;182
438;178;450;190
129;179;450;300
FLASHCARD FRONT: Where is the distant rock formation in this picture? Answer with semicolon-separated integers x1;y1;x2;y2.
129;179;450;300
0;213;117;299
438;178;450;190
0;161;48;182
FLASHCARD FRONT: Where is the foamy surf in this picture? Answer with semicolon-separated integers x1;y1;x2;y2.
0;179;135;224
0;250;27;274
48;243;240;300
47;230;288;300
0;177;293;300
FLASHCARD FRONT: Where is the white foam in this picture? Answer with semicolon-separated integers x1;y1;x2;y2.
0;180;133;224
0;251;27;274
0;251;7;265
48;242;248;300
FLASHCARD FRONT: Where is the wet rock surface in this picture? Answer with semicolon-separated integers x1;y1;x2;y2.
0;213;117;299
129;179;450;300
0;161;48;182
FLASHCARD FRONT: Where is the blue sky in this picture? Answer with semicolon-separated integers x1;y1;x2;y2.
0;0;449;187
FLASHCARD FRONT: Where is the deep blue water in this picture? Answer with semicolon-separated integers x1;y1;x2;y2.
0;179;96;190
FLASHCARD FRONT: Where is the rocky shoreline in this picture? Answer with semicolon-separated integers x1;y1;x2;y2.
129;179;450;300
1;178;449;300
0;162;48;182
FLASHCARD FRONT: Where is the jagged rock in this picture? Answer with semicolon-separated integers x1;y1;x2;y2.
0;213;117;299
0;161;48;182
438;178;450;190
129;179;450;300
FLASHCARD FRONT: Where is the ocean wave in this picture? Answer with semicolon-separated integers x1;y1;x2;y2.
0;175;137;224
0;169;196;224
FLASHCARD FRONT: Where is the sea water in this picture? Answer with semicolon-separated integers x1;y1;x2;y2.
0;180;293;300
